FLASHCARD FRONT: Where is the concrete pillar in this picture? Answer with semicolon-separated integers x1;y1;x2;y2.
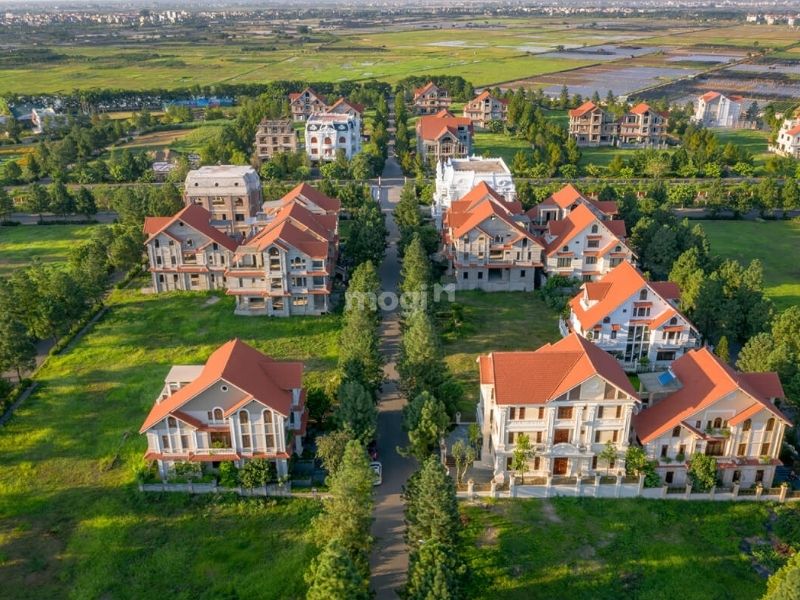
755;483;763;501
779;483;788;504
545;474;552;499
509;475;517;498
490;480;497;499
614;473;623;498
637;473;645;497
661;484;668;499
732;482;740;498
575;474;582;497
684;482;692;499
467;478;475;500
594;474;601;496
709;486;715;500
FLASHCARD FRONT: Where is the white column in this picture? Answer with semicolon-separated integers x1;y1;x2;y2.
573;405;583;445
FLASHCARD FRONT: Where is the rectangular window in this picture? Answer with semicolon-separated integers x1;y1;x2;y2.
507;432;515;444
557;406;573;419
180;435;189;449
587;239;600;249
760;443;770;456
597;406;604;419
161;435;170;450
538;407;545;420
615;405;622;419
519;407;526;420
756;470;764;483
737;443;747;457
509;407;516;420
557;257;571;268
554;429;571;444
242;433;251;449
665;471;674;484
585;256;597;265
660;444;669;458
535;431;543;443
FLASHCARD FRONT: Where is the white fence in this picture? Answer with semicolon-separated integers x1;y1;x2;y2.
458;473;798;503
139;480;292;497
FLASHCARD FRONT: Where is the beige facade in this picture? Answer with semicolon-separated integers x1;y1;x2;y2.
463;91;508;128
568;101;617;146
413;82;452;115
289;87;328;122
255;118;299;161
618;103;668;146
416;111;473;162
184;165;263;238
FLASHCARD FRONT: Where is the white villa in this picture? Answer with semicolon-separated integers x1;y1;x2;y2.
634;348;790;488
304;113;361;162
693;91;743;128
565;261;700;370
477;333;640;479
770;117;800;158
140;339;307;479
432;156;516;228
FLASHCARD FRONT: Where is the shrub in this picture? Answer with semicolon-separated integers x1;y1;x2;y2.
240;458;276;488
218;461;239;487
687;453;718;492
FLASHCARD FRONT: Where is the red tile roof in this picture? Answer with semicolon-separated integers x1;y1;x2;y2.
544;203;628;256
699;91;721;102
450;191;540;246
633;348;789;443
281;182;341;214
139;339;303;433
479;333;637;405
414;81;439;99
328;97;365;115
569;101;599;118
785;124;800;137
629;102;652;115
416;113;473;141
143;204;238;252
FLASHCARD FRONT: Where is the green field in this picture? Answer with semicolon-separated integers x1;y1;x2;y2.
700;219;800;311
462;498;797;599
441;290;560;415
0;224;101;276
578;146;639;169
472;132;531;164
0;288;340;598
711;128;772;169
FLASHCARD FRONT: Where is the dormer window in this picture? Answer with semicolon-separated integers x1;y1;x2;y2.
562;246;568;252
669;317;677;325
591;224;598;234
167;416;177;428
603;317;610;323
639;289;648;301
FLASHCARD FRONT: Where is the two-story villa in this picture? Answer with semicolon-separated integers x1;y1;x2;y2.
143;204;238;293
693;91;743;128
443;183;543;291
566;261;700;370
304;113;361;162
413;81;451;115
542;203;633;282
184;165;263;238
139;338;307;479
226;201;336;316
633;348;790;488
289;87;328;121
255;118;299;161
462;91;508;128
477;333;640;478
770;117;800;158
416;110;473;162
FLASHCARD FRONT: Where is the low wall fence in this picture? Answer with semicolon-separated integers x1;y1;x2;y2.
457;473;798;503
139;480;293;497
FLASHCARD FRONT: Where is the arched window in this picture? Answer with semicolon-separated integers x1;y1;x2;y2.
323;137;332;145
639;289;648;301
766;418;775;432
669;317;678;325
339;136;346;144
167;416;177;428
713;417;722;429
263;410;275;449
213;408;223;422
672;426;681;437
591;224;598;234
240;411;251;449
742;419;751;432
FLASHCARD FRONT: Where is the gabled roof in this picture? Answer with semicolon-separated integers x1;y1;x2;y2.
633;348;789;443
328;97;365;115
142;204;238;252
569;261;689;330
281;182;341;214
451;193;540;246
550;184;590;210
544;203;628;256
629;102;652;115
478;333;637;405
416;112;473;141
785;124;800;137
699;91;721;102
139;339;303;432
244;201;332;257
445;182;523;230
569;101;599;118
289;87;326;104
414;81;441;99
468;90;507;106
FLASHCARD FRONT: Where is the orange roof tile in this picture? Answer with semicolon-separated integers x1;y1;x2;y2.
633;348;789;443
451;195;540;246
143;204;238;252
545;204;627;256
699;91;721;102
630;102;652;115
328;97;365;115
281;182;341;214
416;113;473;141
569;101;598;118
478;333;637;406
785;124;800;137
414;81;438;99
139;339;302;433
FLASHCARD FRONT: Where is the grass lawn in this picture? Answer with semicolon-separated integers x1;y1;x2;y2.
441;290;560;415
578;146;639;169
711;128;772;170
461;498;791;599
472;132;531;164
0;288;340;598
0;224;102;277
699;219;800;311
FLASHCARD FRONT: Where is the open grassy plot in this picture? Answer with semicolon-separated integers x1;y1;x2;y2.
0;224;101;277
441;291;560;415
700;219;800;311
472;132;531;164
0;288;339;598
711;128;772;168
462;498;788;599
578;146;639;169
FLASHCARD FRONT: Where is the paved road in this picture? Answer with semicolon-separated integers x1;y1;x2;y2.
369;152;415;599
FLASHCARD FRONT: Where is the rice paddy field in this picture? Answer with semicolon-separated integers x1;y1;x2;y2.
2;17;793;95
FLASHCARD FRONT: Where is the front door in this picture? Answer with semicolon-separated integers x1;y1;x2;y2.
553;457;568;475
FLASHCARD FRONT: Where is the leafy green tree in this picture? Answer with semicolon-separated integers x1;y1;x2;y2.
451;439;475;485
74;187;97;219
402;391;449;461
338;305;383;394
108;224;145;272
715;335;730;363
510;150;531;176
0;317;37;381
313;440;374;572
316;430;354;478
344;260;380;321
347;199;387;268
398;308;441;398
511;432;534;484
399;234;430;303
687;453;717;491
598;441;618;475
25;183;50;223
305;540;370;600
0;186;13;221
48;180;75;217
336;380;377;445
239;458;275;488
405;540;462;600
763;552;800;600
403;455;461;552
2;160;22;184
